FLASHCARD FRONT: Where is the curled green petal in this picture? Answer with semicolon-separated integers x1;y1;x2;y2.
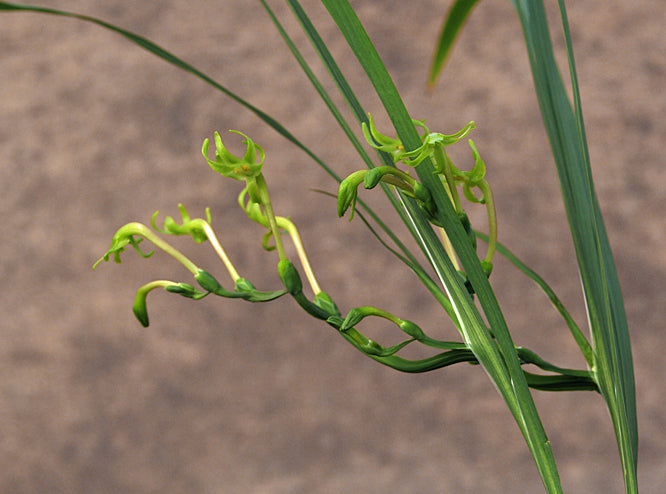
462;182;484;203
362;114;431;163
414;121;476;153
362;113;404;160
465;139;486;184
401;121;476;168
414;118;431;141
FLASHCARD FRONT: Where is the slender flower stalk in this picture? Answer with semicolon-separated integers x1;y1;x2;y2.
253;173;287;262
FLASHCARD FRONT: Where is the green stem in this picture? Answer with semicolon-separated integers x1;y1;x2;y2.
276;216;321;295
477;180;497;263
438;226;461;271
431;146;463;268
254;173;287;262
433;145;462;212
199;222;241;282
380;174;416;194
121;222;200;275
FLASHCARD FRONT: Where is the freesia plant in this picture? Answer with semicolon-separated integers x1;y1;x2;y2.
1;1;638;492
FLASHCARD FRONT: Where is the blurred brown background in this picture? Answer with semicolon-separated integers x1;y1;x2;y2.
1;1;663;492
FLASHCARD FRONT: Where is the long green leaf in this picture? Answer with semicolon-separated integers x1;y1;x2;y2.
508;1;637;491
320;1;562;491
427;0;482;87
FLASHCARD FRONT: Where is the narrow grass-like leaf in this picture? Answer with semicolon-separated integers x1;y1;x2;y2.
320;1;562;491
427;0;482;88
508;1;637;490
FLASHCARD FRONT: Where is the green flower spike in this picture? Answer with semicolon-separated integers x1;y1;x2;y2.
202;130;264;180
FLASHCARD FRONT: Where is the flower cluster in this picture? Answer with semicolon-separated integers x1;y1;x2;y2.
340;115;497;278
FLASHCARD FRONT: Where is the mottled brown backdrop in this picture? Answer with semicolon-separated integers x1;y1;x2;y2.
1;1;663;492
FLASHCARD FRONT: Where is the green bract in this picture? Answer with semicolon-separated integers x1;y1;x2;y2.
202;130;264;180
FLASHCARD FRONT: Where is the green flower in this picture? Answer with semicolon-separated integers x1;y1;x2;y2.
202;130;264;180
92;222;155;268
401;121;475;168
151;203;212;244
92;221;199;275
362;114;429;163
